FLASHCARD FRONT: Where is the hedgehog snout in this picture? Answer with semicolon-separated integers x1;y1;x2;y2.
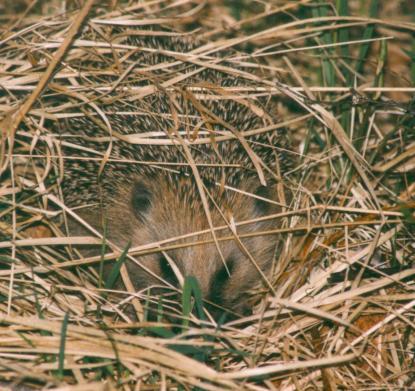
125;175;279;315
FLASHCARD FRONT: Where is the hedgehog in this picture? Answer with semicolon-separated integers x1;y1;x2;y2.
53;25;293;316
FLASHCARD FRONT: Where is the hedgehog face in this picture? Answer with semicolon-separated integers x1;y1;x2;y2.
89;172;285;316
70;172;285;317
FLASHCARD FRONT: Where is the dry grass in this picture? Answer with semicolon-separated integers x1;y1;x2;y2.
0;0;414;390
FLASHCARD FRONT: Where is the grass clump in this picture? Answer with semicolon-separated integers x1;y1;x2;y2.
0;0;414;389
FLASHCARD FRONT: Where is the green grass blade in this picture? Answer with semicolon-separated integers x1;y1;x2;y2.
98;220;108;289
182;276;205;329
355;0;379;74
336;0;351;84
104;241;131;291
58;312;69;380
312;2;336;86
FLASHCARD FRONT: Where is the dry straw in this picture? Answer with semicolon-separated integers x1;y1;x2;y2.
0;0;414;389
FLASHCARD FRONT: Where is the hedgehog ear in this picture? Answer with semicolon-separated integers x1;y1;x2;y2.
253;185;272;215
131;181;152;219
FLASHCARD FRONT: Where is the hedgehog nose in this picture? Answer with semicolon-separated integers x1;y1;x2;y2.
185;266;211;299
187;273;210;299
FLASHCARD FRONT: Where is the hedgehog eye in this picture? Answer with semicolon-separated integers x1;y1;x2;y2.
254;185;272;214
158;255;178;286
131;181;152;218
208;257;235;304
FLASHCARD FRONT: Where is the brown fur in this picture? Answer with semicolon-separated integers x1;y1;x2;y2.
56;27;293;316
70;173;285;314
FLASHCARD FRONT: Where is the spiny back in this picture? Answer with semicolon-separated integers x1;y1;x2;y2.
53;25;292;207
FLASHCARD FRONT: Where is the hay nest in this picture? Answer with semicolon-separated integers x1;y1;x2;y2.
0;0;414;389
